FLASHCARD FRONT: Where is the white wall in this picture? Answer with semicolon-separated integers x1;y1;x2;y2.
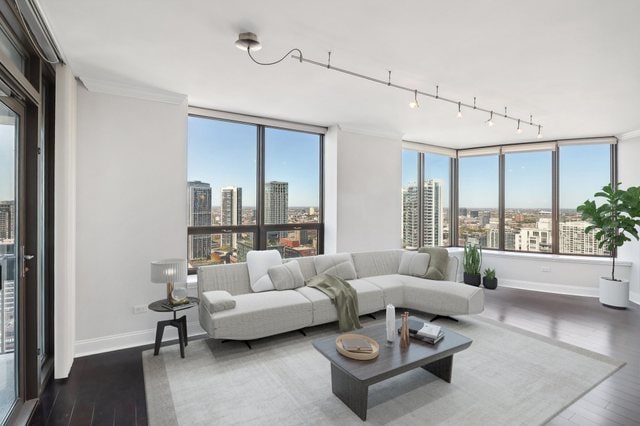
618;135;640;304
324;128;402;253
54;64;77;378
73;85;199;356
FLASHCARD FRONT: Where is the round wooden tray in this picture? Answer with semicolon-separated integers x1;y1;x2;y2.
335;333;380;360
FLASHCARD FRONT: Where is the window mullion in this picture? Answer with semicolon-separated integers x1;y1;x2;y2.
418;153;425;247
499;152;505;251
257;125;265;250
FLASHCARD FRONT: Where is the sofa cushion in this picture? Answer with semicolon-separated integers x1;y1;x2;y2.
201;290;236;313
398;252;431;277
351;250;404;278
198;263;252;296
296;278;385;325
284;257;317;281
204;290;312;340
446;256;459;282
313;253;357;280
400;275;485;316
268;261;305;291
418;247;449;280
246;250;282;292
361;274;405;307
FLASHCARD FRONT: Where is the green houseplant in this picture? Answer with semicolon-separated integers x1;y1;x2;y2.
483;267;498;290
576;183;640;308
463;243;482;286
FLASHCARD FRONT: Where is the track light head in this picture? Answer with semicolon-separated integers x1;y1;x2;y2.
457;102;462;118
537;125;543;139
487;111;494;127
409;90;419;109
516;119;523;134
235;32;262;51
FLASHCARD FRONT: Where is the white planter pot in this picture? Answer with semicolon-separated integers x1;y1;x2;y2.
599;277;629;309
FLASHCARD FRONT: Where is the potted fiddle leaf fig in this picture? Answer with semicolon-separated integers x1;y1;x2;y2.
577;183;640;309
463;243;482;286
483;268;498;290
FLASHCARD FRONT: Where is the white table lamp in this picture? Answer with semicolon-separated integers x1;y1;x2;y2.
151;259;187;303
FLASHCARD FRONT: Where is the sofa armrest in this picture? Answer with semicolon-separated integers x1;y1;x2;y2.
202;290;236;313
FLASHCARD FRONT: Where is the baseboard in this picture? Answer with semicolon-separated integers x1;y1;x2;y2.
499;279;599;298
74;321;206;358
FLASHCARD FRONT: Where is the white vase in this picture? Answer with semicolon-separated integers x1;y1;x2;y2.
599;277;629;309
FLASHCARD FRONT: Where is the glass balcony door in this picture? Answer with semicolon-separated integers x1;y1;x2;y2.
0;95;20;423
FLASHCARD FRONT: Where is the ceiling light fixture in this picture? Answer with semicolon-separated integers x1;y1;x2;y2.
409;90;420;109
537;125;543;139
516;119;523;134
487;111;494;127
236;32;544;132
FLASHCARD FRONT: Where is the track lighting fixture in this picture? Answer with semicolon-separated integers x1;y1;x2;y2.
487;111;494;127
409;90;420;109
236;32;545;132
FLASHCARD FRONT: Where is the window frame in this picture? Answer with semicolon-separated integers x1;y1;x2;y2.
187;111;325;273
452;138;617;257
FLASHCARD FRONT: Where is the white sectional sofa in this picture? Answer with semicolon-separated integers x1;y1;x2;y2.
197;250;484;341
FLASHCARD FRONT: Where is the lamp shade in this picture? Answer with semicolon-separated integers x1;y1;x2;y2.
150;259;187;284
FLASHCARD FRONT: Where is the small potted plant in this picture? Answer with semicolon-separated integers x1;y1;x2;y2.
577;183;640;309
463;243;482;286
483;268;497;289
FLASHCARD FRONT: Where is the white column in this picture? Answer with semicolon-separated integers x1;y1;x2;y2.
54;64;77;378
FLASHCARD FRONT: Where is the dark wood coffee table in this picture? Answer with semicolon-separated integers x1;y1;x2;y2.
312;316;472;421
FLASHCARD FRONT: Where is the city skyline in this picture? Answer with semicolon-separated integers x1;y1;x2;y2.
188;116;320;208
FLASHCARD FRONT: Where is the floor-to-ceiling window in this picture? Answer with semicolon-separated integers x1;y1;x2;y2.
404;139;615;256
401;144;455;249
187;111;324;271
458;150;499;248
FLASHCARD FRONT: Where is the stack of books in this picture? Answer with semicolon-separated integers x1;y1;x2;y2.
341;338;374;354
399;319;445;344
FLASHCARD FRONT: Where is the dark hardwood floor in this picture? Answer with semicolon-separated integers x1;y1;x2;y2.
29;288;640;425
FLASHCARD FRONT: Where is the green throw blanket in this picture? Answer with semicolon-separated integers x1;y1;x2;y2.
306;274;362;332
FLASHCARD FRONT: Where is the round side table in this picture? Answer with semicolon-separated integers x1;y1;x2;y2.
149;296;199;358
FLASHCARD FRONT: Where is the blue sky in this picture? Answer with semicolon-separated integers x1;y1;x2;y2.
403;144;611;209
188;117;320;207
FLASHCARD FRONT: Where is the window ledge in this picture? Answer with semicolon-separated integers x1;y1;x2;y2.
447;247;631;267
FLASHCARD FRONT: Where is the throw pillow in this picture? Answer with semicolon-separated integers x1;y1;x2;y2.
418;246;450;280
314;253;357;280
268;261;305;291
202;290;236;313
398;251;431;277
246;250;282;292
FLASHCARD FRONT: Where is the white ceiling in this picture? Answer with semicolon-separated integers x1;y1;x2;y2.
39;0;640;147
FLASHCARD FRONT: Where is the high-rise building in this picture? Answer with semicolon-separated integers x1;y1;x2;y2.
402;179;443;248
220;186;242;249
265;181;288;225
514;219;552;252
559;221;607;255
187;181;212;261
0;201;15;240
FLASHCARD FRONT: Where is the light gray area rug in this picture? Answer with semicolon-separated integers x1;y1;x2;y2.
143;316;623;425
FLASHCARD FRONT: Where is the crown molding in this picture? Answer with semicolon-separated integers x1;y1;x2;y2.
617;129;640;141
79;77;187;105
337;124;403;141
